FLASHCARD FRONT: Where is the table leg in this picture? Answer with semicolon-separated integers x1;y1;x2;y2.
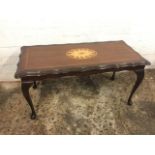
127;68;144;105
33;81;37;89
111;71;116;80
21;81;37;119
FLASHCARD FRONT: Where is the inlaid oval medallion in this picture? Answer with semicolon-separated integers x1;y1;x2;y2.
66;48;97;60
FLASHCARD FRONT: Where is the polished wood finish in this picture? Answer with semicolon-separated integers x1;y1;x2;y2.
21;81;36;119
127;68;145;105
15;40;150;119
15;40;150;79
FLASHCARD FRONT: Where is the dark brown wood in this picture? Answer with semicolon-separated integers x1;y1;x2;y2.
33;81;37;89
21;81;36;119
15;40;150;119
127;67;145;105
15;40;150;79
111;71;116;80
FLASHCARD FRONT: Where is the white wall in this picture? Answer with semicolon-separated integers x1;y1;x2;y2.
0;0;155;81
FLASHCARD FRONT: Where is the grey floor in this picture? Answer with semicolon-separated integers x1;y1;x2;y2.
0;69;155;135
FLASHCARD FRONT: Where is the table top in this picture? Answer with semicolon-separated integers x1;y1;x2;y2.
15;40;150;78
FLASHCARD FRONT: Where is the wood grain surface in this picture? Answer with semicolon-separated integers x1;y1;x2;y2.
15;40;150;78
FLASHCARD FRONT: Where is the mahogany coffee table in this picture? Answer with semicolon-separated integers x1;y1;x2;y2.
15;40;150;119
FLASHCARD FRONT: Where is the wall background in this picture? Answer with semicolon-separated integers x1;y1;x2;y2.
0;0;155;81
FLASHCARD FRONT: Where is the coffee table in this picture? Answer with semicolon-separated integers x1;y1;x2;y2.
15;40;150;119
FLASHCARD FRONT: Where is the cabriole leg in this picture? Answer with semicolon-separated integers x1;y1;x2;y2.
111;71;116;80
127;68;144;105
33;81;37;89
21;81;36;119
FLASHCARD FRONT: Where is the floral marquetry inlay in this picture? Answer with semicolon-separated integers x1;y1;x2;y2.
66;48;97;60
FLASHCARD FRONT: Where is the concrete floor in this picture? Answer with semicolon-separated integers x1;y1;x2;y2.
0;69;155;135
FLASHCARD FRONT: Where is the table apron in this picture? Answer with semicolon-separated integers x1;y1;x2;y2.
21;65;145;82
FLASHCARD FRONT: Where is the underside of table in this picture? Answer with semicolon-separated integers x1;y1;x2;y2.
21;65;145;119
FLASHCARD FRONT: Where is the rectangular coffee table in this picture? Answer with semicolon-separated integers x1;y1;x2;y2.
15;40;150;119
